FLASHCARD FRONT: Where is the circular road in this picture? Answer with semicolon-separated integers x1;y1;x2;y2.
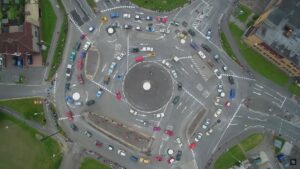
123;62;173;112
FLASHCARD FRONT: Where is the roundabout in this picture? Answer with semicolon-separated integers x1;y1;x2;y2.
123;62;173;112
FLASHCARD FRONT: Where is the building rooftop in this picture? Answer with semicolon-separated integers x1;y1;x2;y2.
255;0;300;68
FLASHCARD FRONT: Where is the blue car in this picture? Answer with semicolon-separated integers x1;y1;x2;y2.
65;96;74;104
147;26;155;32
190;42;199;50
80;51;86;58
96;88;104;98
110;12;120;19
229;89;236;99
69;51;76;62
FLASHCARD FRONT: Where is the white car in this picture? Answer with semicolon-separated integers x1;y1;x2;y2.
171;70;177;78
108;145;114;151
66;64;72;77
173;56;179;62
116;52;126;61
175;137;182;147
217;84;223;93
123;13;131;19
202;119;210;129
198;51;206;59
194;132;203;142
206;129;213;136
117;149;126;156
130;109;138;116
88;26;95;32
83;41;91;51
222;65;228;72
214;108;222;117
135;26;142;31
155;113;165;118
162;59;171;68
135;15;141;20
159;28;170;34
213;69;222;79
140;47;154;52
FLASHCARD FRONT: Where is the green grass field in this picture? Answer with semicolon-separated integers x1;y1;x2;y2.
130;0;188;11
240;133;264;152
220;32;239;63
0;98;45;125
228;22;289;86
79;158;111;169
48;0;68;79
235;4;252;23
41;0;57;63
214;133;264;169
288;82;300;97
214;145;246;169
0;113;62;169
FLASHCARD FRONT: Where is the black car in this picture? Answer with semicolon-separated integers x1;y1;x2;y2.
176;150;182;161
228;76;235;85
75;42;81;51
130;155;138;162
65;83;70;90
103;75;111;85
178;82;182;90
86;100;95;106
131;48;139;53
188;29;196;37
172;96;180;104
123;24;132;29
201;44;211;53
70;124;78;131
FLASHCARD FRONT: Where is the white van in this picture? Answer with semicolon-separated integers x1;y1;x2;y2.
198;51;206;59
173;56;179;62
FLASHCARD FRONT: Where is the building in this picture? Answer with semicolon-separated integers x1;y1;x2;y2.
243;0;300;76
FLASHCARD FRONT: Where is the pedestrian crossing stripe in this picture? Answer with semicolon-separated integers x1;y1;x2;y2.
221;74;256;81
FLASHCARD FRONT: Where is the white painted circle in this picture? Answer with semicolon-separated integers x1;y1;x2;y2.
167;148;174;155
180;39;186;44
72;92;80;101
108;28;114;34
143;81;151;91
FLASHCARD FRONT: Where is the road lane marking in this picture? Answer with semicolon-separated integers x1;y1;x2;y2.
247;116;267;122
252;91;261;96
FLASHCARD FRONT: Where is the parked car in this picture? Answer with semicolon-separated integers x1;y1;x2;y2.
206;29;212;40
228;76;235;85
130;109;138;116
206;128;213;136
202;119;210;129
76;58;83;70
84;130;92;137
198;50;206;59
229;89;236;99
201;44;211;52
190;42;199;50
194;132;203;142
188;29;196;36
116;52;125;61
110;12;120;19
83;41;91;51
175;150;182;161
171;70;178;78
175;137;182;147
96;88;104;98
66;111;74;121
130;155;138;162
88;26;95;32
135;14;141;20
172;96;180;104
135;56;144;62
115;90;121;101
162;59;171;68
156;16;168;23
86;100;95;106
75;42;81;51
214;108;222;117
69;51;76;62
77;74;84;85
108;145;114;151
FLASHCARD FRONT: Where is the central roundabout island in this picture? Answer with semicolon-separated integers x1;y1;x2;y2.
123;62;173;112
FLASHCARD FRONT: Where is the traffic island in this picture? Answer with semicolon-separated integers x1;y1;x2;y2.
186;108;207;137
84;112;154;155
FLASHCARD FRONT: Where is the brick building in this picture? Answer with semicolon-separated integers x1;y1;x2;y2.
243;0;300;76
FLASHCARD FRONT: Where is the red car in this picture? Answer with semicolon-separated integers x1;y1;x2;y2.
164;130;174;137
155;155;163;162
77;74;84;85
66;111;74;121
156;16;168;23
115;90;121;101
153;126;161;131
135;56;144;62
95;140;103;147
224;101;231;107
80;33;87;40
167;157;175;164
189;142;197;150
76;58;83;70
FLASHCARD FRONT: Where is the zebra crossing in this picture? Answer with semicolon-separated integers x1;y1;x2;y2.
221;74;256;81
190;57;209;81
100;6;135;13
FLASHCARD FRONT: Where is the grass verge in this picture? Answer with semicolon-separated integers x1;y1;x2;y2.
0;112;62;169
214;133;264;169
228;22;289;86
0;97;45;125
40;0;57;63
130;0;188;12
220;32;239;62
288;82;300;97
48;0;68;79
234;4;252;23
86;0;97;9
79;157;111;169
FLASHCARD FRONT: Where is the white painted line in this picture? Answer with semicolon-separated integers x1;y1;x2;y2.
101;64;107;72
247;116;267;122
252;91;261;96
176;102;183;109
